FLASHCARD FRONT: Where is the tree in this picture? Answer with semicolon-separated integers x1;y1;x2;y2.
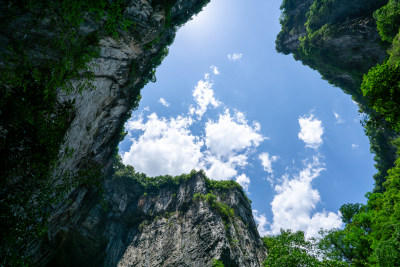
361;61;400;132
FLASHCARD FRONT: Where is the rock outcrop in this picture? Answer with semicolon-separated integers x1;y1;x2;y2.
276;0;387;102
39;172;266;266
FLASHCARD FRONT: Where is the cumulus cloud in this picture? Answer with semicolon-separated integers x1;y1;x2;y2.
227;53;243;62
253;210;269;237
123;113;203;177
204;154;240;180
259;152;278;174
123;67;266;182
236;174;250;193
267;157;342;238
352;144;359;149
205;109;265;157
158;98;170;107
298;114;324;149
189;74;221;119
333;111;344;124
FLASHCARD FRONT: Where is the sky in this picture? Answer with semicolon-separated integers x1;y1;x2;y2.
119;0;377;238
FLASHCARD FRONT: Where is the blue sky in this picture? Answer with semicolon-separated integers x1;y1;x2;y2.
119;0;376;237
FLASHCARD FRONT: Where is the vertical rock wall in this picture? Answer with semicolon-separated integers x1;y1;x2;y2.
42;173;266;266
1;0;267;265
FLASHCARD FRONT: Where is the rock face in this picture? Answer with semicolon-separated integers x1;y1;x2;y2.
41;172;266;266
0;0;265;266
276;0;388;102
1;1;268;264
58;0;211;175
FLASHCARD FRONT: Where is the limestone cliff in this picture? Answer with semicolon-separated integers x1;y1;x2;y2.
0;0;267;265
41;172;265;266
276;0;388;102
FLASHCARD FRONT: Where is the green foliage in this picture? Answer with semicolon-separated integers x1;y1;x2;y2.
113;157;195;193
262;229;347;266
339;203;363;224
388;32;400;64
262;137;400;266
374;0;400;42
211;259;225;267
305;0;386;33
361;60;400;132
205;177;251;203
193;193;235;221
318;137;400;266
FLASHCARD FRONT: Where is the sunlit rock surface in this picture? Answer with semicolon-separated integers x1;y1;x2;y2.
44;173;266;266
1;0;267;265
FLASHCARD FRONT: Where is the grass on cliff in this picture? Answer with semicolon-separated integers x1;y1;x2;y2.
113;154;249;202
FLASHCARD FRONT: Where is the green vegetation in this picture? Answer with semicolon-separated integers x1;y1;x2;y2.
361;0;400;135
113;155;195;192
361;61;400;132
262;141;400;265
374;0;400;43
114;156;239;228
205;178;251;203
211;259;225;267
193;193;235;221
318;138;400;266
262;229;348;266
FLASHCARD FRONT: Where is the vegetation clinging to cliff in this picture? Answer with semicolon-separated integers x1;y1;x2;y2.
0;1;135;263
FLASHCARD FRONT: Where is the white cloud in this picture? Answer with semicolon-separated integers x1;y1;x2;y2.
253;210;269;237
189;74;221;119
259;152;278;174
143;106;150;111
352;144;359;149
227;53;243;62
123;113;203;177
236;174;250;193
204;154;239;180
267;156;342;238
210;65;220;75
158;98;170;107
123;68;266;182
298;114;324;149
259;152;279;186
205;109;265;157
333;111;344;124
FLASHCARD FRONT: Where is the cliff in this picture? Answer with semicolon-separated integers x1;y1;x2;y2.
0;0;268;265
275;0;398;191
38;171;266;266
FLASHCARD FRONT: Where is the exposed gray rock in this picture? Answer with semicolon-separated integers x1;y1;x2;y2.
276;0;387;101
40;172;266;266
0;0;268;265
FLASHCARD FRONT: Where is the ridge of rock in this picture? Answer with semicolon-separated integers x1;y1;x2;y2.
42;172;266;266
